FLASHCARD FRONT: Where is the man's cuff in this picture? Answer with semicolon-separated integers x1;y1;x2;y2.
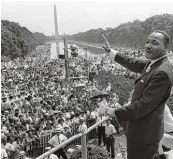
110;49;118;59
114;108;121;123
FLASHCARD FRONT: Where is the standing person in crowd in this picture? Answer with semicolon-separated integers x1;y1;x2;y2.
158;104;173;159
105;118;116;159
106;82;112;92
57;118;65;134
1;137;8;159
110;93;121;109
77;117;87;133
48;127;68;159
63;125;72;138
96;113;106;146
5;136;16;159
103;30;173;159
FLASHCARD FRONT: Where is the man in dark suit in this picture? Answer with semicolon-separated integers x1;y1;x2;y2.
102;30;173;159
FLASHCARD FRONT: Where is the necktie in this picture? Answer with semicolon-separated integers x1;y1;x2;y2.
101;116;102;127
146;61;151;72
58;136;60;144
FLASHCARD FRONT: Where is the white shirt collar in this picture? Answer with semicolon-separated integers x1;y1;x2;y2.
150;54;167;66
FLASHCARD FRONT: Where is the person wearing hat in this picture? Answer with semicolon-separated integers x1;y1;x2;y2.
77;117;87;133
48;127;68;159
65;116;72;128
25;128;38;145
79;111;86;121
57;118;66;133
63;124;72;139
18;151;31;159
105;118;116;159
72;112;80;126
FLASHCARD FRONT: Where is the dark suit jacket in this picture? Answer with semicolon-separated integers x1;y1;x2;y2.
114;53;173;144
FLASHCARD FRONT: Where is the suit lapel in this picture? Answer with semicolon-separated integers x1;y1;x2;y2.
150;56;168;71
134;57;168;85
134;60;150;84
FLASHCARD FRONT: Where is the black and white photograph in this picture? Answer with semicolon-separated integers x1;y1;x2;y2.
1;0;173;159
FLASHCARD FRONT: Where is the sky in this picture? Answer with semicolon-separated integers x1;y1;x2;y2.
1;0;173;35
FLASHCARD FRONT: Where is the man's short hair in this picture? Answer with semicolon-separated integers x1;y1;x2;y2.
154;30;170;48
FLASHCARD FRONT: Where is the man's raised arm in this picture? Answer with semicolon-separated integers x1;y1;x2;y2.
102;34;147;73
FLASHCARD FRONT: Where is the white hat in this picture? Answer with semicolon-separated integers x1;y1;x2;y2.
63;124;69;128
55;127;62;132
45;147;51;150
79;117;85;121
70;111;75;115
65;113;71;119
42;110;46;113
18;151;26;156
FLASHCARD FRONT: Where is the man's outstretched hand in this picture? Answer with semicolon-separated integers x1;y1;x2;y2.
106;107;120;127
106;107;116;118
101;34;111;53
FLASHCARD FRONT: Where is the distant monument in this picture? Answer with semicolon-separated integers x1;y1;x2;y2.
54;4;59;59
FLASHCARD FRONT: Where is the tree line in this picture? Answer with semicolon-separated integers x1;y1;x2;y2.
65;14;173;50
1;20;53;61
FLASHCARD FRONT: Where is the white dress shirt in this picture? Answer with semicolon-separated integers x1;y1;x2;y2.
146;54;167;72
106;85;111;91
78;123;87;132
110;49;119;58
48;134;67;147
115;153;127;159
5;143;15;151
105;124;116;135
49;154;59;159
1;149;8;159
164;105;173;133
96;116;106;126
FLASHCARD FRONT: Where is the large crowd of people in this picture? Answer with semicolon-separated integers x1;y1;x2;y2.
1;41;173;159
0;44;124;158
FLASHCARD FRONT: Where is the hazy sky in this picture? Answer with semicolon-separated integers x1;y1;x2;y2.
1;0;173;35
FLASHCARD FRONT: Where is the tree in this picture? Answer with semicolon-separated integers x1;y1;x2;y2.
1;20;50;60
67;14;173;50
